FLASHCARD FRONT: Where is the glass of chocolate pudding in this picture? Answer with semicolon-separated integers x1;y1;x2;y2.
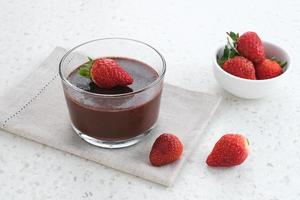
59;38;166;148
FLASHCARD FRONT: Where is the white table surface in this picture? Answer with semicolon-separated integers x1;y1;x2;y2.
1;0;300;199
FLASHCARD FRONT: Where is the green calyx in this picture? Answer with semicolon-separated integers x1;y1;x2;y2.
270;57;287;68
227;31;239;44
246;138;250;146
217;32;240;66
78;57;94;78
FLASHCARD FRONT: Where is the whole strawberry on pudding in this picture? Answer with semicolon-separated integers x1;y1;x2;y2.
78;57;133;89
65;56;163;141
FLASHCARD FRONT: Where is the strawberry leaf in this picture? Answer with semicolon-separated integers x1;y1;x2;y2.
79;67;90;77
279;61;287;68
78;57;94;78
227;37;239;54
228;50;239;59
217;45;229;65
226;31;239;44
217;32;240;66
270;57;288;68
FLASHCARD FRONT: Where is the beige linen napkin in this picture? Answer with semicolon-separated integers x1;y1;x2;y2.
0;47;221;186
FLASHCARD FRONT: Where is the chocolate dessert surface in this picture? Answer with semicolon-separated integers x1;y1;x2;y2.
65;57;162;140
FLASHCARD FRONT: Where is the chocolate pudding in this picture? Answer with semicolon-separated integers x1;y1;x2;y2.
64;57;162;141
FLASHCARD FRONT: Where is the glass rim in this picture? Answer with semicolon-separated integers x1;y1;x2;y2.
59;37;166;98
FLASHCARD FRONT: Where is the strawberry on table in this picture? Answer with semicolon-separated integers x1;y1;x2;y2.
78;57;133;88
149;133;183;167
206;134;249;167
223;56;256;80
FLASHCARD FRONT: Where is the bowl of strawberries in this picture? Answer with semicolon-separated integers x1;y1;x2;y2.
213;31;290;99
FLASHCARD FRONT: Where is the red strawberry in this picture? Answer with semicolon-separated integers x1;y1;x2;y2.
149;133;183;166
256;59;283;79
78;57;133;88
222;56;256;80
206;134;249;167
236;32;265;63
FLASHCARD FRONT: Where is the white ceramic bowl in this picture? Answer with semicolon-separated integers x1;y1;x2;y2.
213;41;291;99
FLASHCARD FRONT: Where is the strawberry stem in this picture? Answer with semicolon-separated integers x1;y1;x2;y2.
226;37;239;55
217;31;240;66
226;32;239;44
246;138;250;145
78;57;94;78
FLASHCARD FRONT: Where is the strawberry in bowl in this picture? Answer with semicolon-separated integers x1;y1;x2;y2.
213;31;290;99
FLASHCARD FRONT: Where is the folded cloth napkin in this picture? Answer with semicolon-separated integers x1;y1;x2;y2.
0;47;221;186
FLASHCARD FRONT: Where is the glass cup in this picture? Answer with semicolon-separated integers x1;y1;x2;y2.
59;38;166;148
